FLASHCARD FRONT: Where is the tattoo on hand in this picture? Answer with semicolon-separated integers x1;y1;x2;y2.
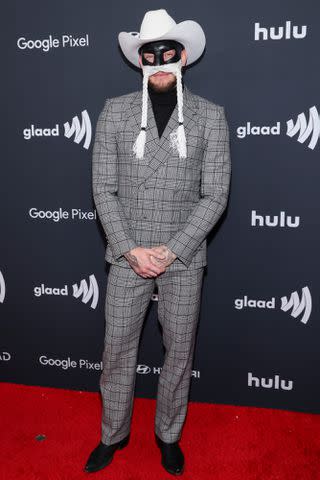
125;252;139;267
151;246;176;266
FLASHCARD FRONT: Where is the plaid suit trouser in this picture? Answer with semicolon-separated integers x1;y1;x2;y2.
99;263;204;445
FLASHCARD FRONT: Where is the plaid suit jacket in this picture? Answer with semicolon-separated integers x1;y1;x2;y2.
92;85;231;271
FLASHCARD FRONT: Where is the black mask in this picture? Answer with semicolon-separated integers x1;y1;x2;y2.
139;40;184;66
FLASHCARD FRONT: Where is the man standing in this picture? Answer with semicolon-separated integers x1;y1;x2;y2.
85;9;231;475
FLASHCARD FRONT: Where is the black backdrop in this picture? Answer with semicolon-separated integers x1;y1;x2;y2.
2;0;320;414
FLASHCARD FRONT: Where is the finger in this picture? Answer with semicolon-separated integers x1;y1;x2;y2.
150;271;160;277
147;248;166;257
151;262;167;272
149;255;165;263
145;267;161;276
150;254;166;264
141;268;157;277
152;267;164;275
148;259;164;270
149;255;161;265
145;269;157;276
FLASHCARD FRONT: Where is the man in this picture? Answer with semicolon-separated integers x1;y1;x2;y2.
84;8;231;476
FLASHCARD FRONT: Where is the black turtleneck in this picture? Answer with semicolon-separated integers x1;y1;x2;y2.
148;79;184;139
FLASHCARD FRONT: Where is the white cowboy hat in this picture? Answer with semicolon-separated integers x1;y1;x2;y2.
118;9;206;68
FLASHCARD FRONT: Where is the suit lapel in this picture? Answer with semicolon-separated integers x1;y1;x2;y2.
127;85;199;184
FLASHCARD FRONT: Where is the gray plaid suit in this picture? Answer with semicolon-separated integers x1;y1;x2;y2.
92;85;231;445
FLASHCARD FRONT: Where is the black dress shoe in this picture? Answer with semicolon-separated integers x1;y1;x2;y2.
84;434;130;473
155;433;184;475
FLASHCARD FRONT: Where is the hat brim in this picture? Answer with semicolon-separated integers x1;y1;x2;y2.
118;20;206;68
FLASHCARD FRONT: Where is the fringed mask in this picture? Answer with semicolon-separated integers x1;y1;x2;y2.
133;40;187;160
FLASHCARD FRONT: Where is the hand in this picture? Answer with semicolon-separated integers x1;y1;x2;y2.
149;244;177;268
124;246;167;278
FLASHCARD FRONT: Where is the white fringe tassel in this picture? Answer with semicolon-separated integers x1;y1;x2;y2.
132;129;146;160
170;62;187;159
132;70;149;159
134;59;187;159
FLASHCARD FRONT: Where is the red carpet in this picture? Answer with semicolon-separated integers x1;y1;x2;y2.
1;382;320;480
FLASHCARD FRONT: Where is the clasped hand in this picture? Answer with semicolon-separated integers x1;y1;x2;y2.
124;245;177;278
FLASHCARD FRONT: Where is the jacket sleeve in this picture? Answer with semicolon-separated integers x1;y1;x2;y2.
166;105;231;268
92;98;138;260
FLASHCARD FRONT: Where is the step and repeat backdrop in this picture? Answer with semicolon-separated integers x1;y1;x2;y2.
2;1;320;414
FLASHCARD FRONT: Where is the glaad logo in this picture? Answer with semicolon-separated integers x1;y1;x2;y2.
33;274;99;309
237;105;319;151
235;296;275;310
254;21;307;41
23;110;92;150
248;372;293;391
0;352;11;361
17;34;90;52
234;286;312;324
0;270;5;303
64;110;92;149
287;106;320;150
251;210;300;228
280;286;312;325
237;122;280;139
136;364;200;378
72;275;99;310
